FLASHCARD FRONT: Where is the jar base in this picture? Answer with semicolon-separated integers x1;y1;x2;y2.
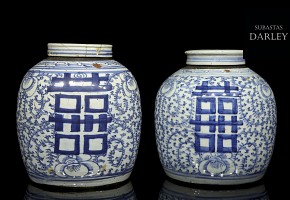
29;172;131;187
165;171;264;185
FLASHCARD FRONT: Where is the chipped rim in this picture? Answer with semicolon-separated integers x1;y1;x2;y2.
47;43;113;57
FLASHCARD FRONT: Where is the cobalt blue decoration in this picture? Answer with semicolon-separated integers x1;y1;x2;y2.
17;43;142;187
155;50;276;185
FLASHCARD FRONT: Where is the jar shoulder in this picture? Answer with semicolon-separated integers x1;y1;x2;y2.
172;67;258;77
157;66;275;98
28;58;128;72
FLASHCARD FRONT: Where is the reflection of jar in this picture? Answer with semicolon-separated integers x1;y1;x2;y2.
17;43;142;187
155;50;276;185
159;179;269;200
24;181;136;199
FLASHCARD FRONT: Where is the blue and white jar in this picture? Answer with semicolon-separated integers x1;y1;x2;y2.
155;50;276;185
17;43;142;187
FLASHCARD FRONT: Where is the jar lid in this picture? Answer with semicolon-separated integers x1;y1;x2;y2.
47;43;112;57
185;50;245;65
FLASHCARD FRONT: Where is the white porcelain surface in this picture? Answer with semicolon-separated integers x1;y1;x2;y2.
185;49;245;65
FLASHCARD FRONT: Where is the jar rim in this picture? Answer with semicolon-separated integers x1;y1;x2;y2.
185;49;245;65
47;43;113;57
48;43;112;48
185;50;243;55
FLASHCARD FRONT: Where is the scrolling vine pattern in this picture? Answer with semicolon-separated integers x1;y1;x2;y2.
155;68;276;179
17;61;141;180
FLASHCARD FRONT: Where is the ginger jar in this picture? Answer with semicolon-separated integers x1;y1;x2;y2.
17;43;142;187
155;50;276;185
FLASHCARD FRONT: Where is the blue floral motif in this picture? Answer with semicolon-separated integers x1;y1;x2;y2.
55;155;100;177
198;154;235;176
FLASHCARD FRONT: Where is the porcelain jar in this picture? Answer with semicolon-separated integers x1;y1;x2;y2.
155;50;276;185
17;43;142;187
